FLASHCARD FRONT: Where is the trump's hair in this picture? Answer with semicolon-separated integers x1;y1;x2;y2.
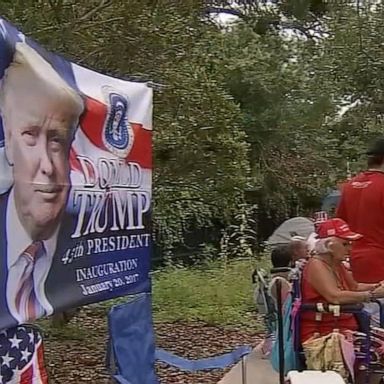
0;42;83;137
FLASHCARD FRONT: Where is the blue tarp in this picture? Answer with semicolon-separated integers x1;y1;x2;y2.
321;189;341;212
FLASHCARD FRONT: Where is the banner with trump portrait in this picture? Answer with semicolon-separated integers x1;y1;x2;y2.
0;18;152;330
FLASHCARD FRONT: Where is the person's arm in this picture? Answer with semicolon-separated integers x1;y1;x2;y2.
343;268;377;291
357;283;378;291
306;259;370;304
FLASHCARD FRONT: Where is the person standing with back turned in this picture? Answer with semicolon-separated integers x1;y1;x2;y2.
336;137;384;283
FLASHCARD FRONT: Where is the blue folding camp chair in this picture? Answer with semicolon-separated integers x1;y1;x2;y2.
106;293;253;384
106;294;159;384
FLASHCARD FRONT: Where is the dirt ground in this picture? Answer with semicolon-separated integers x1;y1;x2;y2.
42;306;261;383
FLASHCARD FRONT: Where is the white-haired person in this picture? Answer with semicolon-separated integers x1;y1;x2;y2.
300;218;384;344
0;42;83;329
289;236;309;261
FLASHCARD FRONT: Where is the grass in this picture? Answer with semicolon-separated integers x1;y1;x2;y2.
152;258;266;330
37;257;269;338
38;319;90;341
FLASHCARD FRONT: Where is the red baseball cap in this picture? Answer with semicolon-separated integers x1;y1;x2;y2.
316;218;362;240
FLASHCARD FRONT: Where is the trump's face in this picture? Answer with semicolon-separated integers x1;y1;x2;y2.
4;99;74;240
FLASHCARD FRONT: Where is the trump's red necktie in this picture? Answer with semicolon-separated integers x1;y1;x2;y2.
15;241;45;321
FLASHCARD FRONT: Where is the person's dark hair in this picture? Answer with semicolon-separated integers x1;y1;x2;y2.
366;137;384;168
271;245;292;268
367;154;384;168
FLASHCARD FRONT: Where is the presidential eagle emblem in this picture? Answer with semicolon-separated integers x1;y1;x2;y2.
102;85;134;158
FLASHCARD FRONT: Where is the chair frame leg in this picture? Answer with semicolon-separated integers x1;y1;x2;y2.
241;356;247;384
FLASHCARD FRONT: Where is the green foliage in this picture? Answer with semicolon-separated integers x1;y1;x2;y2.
152;259;261;328
0;1;250;256
314;3;384;176
211;22;336;218
207;1;384;220
37;319;90;341
220;203;258;260
3;0;384;258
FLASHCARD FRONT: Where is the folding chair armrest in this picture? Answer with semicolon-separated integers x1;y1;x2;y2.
300;302;364;313
270;267;292;274
371;299;384;327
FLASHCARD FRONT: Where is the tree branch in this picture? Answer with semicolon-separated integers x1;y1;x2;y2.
47;0;63;25
76;47;104;64
35;16;123;35
79;0;113;22
73;17;124;32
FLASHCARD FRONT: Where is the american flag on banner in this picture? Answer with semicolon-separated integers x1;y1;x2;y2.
0;326;47;384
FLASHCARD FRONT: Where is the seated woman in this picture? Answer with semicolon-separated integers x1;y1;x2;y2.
301;218;384;343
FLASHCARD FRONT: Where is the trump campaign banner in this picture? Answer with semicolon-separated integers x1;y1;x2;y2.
0;18;152;330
